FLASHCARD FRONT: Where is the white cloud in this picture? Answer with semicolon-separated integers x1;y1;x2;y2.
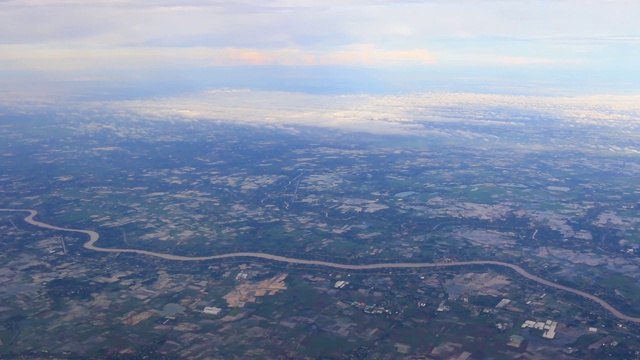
1;0;638;93
99;90;640;136
0;44;435;73
2;1;638;49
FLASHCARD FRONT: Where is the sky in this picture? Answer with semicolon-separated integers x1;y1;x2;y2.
1;0;639;100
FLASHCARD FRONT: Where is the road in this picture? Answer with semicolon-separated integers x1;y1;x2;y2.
3;208;640;323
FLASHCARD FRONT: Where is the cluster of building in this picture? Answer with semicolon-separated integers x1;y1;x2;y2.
522;319;559;339
350;301;391;315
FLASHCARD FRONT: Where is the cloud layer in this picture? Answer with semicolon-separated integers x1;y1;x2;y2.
1;0;639;94
104;90;640;138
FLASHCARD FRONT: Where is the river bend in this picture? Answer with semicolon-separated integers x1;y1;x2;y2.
2;208;639;323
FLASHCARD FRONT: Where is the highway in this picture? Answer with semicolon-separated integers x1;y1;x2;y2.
3;208;640;323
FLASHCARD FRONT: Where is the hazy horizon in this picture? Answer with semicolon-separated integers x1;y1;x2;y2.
2;0;639;103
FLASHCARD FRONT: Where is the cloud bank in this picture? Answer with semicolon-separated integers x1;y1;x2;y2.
102;90;640;137
1;0;639;94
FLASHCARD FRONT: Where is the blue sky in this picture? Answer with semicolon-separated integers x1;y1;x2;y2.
1;0;639;98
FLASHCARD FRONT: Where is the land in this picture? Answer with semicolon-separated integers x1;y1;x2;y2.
4;208;640;325
0;107;640;359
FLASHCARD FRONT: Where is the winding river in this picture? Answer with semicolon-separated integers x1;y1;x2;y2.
3;208;640;323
